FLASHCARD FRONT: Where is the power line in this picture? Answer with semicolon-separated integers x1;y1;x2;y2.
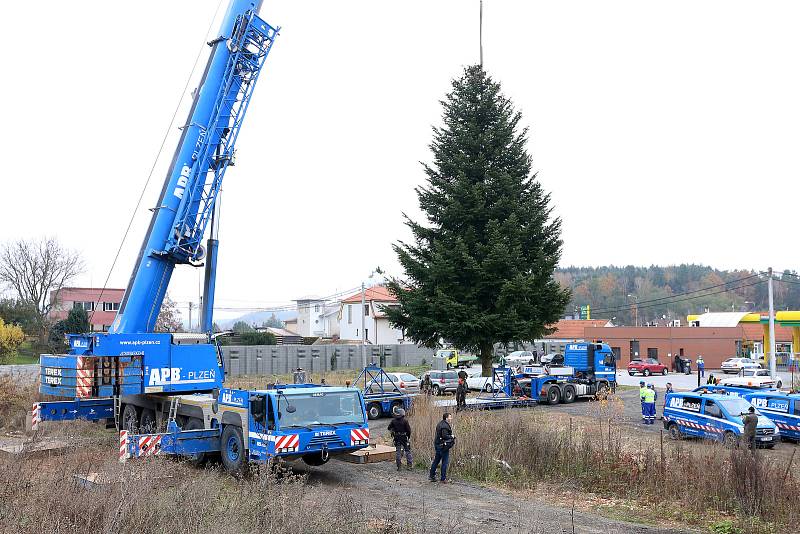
586;272;764;314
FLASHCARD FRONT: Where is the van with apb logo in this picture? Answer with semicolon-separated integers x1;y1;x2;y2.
663;391;778;448
742;392;800;441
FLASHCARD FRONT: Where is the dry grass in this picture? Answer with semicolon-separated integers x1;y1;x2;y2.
407;395;797;533
0;374;40;432
0;438;393;534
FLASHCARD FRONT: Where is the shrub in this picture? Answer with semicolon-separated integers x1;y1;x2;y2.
0;317;24;363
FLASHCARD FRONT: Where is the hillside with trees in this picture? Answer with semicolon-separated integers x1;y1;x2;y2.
557;265;800;325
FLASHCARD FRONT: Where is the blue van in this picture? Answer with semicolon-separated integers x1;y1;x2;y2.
742;392;800;442
692;384;778;398
663;392;779;448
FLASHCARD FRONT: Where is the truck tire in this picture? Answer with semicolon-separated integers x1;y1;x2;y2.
121;404;139;433
668;423;681;440
596;381;609;399
643;369;651;377
547;386;561;405
367;403;382;420
432;385;442;396
184;418;207;466
139;409;157;434
723;431;739;449
563;386;576;404
391;400;404;416
221;425;246;477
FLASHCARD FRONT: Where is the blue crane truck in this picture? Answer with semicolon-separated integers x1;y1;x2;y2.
519;342;616;404
31;0;370;473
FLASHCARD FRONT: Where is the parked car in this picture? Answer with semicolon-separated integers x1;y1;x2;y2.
540;353;563;365
466;373;505;392
719;368;782;389
720;357;761;374
503;350;536;366
419;370;459;396
627;358;668;376
382;372;421;394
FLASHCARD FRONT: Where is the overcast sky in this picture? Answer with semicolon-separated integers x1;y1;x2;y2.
1;1;798;320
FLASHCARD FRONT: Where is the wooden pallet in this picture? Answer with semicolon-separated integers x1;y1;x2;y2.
338;443;396;464
0;439;69;459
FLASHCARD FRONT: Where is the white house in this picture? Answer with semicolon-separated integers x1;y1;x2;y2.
293;295;340;338
338;285;407;344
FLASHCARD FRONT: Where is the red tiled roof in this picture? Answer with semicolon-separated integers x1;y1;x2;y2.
545;319;610;339
341;285;397;304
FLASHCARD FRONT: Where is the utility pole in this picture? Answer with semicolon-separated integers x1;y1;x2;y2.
188;301;194;333
361;281;366;368
479;0;483;66
768;267;777;379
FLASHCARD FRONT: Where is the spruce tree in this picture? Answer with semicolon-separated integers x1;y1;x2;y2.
386;65;570;376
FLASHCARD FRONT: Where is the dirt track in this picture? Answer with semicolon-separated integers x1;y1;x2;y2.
297;456;691;534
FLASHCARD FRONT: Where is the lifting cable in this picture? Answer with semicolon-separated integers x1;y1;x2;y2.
90;0;226;325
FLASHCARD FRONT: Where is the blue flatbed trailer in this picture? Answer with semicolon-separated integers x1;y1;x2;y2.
433;366;538;411
353;365;414;419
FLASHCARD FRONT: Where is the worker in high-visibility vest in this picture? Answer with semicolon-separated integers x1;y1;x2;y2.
639;381;648;424
642;386;656;425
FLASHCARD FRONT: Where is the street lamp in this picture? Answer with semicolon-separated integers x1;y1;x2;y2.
361;267;383;367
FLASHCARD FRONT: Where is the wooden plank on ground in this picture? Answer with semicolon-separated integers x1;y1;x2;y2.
338;443;396;464
0;439;70;459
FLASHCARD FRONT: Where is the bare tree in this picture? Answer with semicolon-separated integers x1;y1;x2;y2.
0;237;83;338
155;294;183;333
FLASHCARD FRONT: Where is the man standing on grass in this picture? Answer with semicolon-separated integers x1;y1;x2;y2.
387;408;413;471
742;406;758;454
429;413;455;483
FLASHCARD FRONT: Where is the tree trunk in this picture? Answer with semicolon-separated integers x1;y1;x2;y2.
480;343;494;377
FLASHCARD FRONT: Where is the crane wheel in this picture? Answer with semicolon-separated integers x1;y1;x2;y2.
139;409;157;434
221;425;246;477
563;386;576;404
121;404;139;434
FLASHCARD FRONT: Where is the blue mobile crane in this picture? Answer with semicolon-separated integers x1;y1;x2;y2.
32;0;370;473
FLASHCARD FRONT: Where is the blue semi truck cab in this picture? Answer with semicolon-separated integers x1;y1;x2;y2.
519;342;616;404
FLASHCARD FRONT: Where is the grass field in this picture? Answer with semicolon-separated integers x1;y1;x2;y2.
2;340;42;365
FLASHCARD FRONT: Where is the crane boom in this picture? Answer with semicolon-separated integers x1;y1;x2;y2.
112;0;277;334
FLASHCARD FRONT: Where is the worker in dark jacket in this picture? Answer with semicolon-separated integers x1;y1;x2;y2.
429;413;455;483
387;408;413;471
455;377;468;411
742;406;758;454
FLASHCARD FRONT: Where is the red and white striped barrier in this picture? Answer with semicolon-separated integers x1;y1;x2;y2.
31;403;41;431
137;435;163;457
274;434;299;453
350;428;369;446
119;431;129;462
76;357;93;398
776;422;800;432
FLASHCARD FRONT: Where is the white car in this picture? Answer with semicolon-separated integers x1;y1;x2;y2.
466;373;505;392
504;350;536;366
719;368;782;389
720;357;761;374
